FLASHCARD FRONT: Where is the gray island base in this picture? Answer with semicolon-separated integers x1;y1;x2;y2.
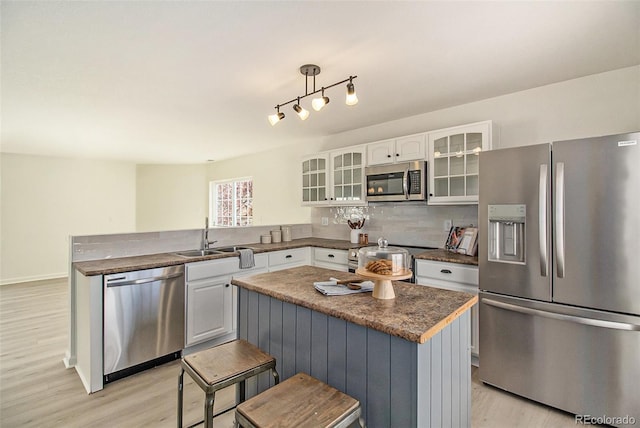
231;266;477;428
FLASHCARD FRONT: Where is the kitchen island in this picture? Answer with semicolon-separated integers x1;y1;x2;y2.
231;265;477;428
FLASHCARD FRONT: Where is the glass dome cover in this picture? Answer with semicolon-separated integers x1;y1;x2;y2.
358;237;410;275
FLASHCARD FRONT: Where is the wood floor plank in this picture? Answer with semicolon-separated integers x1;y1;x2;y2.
0;278;582;427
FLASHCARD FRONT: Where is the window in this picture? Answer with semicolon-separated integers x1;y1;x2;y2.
210;177;253;227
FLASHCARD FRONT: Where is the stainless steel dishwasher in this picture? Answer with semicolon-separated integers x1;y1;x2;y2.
103;265;185;383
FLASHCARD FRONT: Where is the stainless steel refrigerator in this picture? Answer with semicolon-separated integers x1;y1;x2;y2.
478;132;640;425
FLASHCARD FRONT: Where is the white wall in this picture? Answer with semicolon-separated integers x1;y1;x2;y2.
136;164;208;232
320;66;640;151
0;153;136;284
206;140;322;226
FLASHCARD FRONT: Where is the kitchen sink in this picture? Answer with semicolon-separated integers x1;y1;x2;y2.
173;249;223;258
211;245;253;253
173;246;253;258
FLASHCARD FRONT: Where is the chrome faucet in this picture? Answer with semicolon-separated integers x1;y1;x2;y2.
202;217;218;250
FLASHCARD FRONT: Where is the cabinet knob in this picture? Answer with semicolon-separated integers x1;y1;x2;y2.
440;269;452;274
328;254;335;258
286;255;292;259
395;153;400;156
387;154;391;158
225;283;230;287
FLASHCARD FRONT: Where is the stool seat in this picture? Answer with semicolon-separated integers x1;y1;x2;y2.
178;339;279;428
235;372;362;428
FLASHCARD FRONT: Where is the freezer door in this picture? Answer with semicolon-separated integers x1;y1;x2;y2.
479;144;552;301
553;132;640;315
479;292;640;424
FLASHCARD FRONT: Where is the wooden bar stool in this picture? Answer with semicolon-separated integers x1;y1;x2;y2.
235;372;364;428
177;339;279;428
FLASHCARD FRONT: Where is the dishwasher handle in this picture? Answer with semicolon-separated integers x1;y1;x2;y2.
106;271;184;287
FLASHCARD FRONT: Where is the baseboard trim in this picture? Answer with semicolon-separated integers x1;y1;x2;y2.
0;273;68;286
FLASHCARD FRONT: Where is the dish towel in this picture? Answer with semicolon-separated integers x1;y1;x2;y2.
313;278;374;296
238;248;255;269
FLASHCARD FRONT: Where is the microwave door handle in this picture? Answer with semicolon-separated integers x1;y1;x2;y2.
403;168;409;199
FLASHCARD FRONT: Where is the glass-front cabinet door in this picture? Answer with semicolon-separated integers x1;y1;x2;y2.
301;154;328;205
331;146;366;206
428;121;492;205
301;147;366;206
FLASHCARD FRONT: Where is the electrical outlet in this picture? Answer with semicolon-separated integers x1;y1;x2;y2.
321;217;329;226
444;219;452;232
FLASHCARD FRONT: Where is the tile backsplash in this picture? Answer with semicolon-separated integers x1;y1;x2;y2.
311;203;478;248
71;224;312;262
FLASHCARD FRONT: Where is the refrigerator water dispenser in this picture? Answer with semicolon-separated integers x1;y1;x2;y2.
488;204;526;264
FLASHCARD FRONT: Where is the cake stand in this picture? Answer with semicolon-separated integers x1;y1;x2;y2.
355;267;412;300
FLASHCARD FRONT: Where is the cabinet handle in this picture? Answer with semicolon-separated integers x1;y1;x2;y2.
328;254;335;258
440;269;452;274
286;255;292;259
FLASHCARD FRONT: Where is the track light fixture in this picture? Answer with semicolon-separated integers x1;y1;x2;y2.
268;64;358;126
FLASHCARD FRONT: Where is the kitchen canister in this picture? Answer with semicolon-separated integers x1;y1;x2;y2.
281;225;292;242
260;234;272;244
271;229;282;243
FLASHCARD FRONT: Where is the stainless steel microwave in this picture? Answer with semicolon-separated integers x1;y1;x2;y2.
365;161;427;202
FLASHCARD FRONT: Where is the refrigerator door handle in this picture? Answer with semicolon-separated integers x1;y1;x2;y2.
555;162;566;278
482;298;640;331
539;164;548;277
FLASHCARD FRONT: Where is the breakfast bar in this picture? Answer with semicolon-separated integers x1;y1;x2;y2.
231;265;478;428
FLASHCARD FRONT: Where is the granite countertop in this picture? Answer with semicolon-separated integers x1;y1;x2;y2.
414;249;479;266
73;238;355;276
231;265;477;344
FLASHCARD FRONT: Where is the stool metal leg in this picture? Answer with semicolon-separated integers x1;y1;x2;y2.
177;368;184;428
204;392;215;428
272;368;280;385
239;380;246;403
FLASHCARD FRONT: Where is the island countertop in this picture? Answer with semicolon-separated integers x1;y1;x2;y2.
231;265;477;344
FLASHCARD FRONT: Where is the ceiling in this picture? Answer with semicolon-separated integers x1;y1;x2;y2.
2;1;639;164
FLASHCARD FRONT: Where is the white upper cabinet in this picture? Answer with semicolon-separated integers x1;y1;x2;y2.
330;146;366;206
427;121;493;205
367;133;426;166
302;146;366;206
302;154;329;205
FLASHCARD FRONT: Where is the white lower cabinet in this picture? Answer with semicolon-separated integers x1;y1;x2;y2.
313;247;348;271
185;274;233;346
185;255;267;347
415;259;479;364
267;247;311;271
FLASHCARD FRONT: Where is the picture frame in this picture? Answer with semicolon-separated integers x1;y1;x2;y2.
445;225;478;256
457;227;478;256
445;226;465;251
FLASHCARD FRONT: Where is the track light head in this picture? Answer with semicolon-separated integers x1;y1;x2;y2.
346;78;358;106
312;89;330;111
268;106;285;126
293;98;310;120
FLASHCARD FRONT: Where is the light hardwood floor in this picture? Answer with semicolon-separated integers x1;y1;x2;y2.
1;278;581;428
